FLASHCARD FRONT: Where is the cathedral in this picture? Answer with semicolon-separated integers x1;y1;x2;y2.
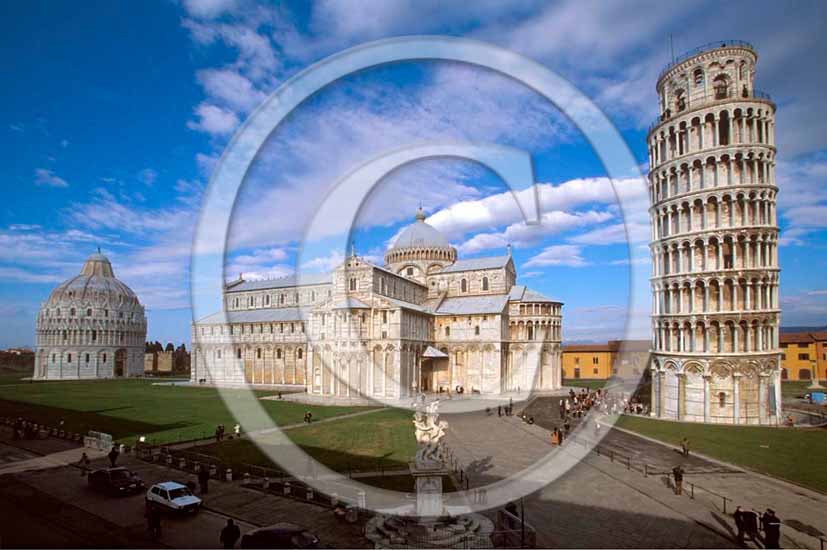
191;208;563;397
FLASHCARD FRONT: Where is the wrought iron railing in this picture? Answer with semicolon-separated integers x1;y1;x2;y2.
659;40;755;80
647;89;774;135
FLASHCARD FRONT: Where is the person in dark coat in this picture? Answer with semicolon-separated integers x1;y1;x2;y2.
672;465;684;495
107;446;119;467
497;405;502;417
145;502;162;540
762;509;781;549
743;509;759;541
220;519;241;549
733;506;745;543
198;467;210;495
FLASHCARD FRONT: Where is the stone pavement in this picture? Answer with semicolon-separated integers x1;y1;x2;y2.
447;409;827;549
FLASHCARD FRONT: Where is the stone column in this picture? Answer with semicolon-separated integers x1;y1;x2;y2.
677;373;685;420
732;373;742;424
703;375;711;423
758;374;769;425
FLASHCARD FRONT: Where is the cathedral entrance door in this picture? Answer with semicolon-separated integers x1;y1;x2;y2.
114;349;126;377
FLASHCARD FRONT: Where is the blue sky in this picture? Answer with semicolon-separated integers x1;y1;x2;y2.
3;0;827;348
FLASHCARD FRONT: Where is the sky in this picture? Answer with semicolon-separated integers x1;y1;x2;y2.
2;0;827;348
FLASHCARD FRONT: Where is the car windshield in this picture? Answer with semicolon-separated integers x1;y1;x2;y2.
291;532;318;548
168;487;192;499
110;470;131;480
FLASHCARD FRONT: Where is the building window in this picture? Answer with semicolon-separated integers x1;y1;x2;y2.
86;308;92;316
693;68;704;87
350;278;357;291
574;367;580;379
799;369;812;380
593;367;598;375
475;325;480;336
482;277;489;291
216;349;221;359
265;295;270;305
798;353;810;360
382;331;387;339
445;326;450;337
52;354;56;362
718;392;726;408
85;353;90;363
382;311;388;323
575;357;580;366
781;368;788;380
592;357;599;365
92;330;97;342
780;343;788;348
70;308;76;316
67;353;72;363
256;348;261;359
407;267;414;276
236;349;242;359
798;343;808;348
297;348;303;359
461;279;468;293
276;349;282;359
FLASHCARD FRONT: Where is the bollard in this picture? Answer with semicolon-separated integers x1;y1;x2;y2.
306;487;314;501
242;473;250;486
225;468;233;481
330;492;338;507
262;477;270;489
284;481;291;496
194;462;201;473
179;457;186;469
357;490;366;509
166;454;173;465
210;464;217;477
119;443;125;454
690;483;694;499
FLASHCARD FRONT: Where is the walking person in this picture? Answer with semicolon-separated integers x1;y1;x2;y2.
220;518;241;549
762;509;781;549
497;405;502;417
733;506;745;544
145;501;162;541
743;508;759;541
198;466;210;495
681;437;690;457
107;446;119;468
78;452;91;477
671;464;684;495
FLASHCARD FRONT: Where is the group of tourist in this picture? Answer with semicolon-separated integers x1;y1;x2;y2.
214;423;242;442
733;506;782;548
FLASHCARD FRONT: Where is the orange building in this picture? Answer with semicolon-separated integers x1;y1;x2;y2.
561;340;651;380
780;332;827;381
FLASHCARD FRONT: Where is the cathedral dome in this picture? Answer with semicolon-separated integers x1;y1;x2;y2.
384;207;457;271
389;207;450;250
46;250;139;307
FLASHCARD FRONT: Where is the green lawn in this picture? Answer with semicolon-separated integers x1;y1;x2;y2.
0;379;373;445
197;407;415;474
781;380;819;399
615;415;827;493
563;379;615;390
192;407;433;490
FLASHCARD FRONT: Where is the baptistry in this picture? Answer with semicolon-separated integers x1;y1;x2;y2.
33;250;147;380
647;41;782;424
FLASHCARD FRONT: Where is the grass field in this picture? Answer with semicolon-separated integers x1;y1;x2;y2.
192;407;434;490
615;415;827;493
197;407;415;474
0;379;373;444
781;380;821;399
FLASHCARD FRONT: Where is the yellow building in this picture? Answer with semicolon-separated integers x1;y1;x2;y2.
780;332;827;381
561;340;651;380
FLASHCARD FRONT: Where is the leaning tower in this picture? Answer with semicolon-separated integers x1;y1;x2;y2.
647;41;782;425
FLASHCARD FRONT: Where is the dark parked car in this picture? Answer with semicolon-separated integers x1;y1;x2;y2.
88;467;144;495
240;523;321;549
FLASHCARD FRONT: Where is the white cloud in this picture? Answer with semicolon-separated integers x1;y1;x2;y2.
524;244;588;268
187;102;240;135
182;0;238;19
197;67;266;112
0;267;64;284
34;168;68;188
301;249;344;272
138;167;158;186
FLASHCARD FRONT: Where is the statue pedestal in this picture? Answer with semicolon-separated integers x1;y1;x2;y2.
410;463;449;519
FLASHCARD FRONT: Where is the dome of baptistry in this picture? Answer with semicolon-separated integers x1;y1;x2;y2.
34;250;147;379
